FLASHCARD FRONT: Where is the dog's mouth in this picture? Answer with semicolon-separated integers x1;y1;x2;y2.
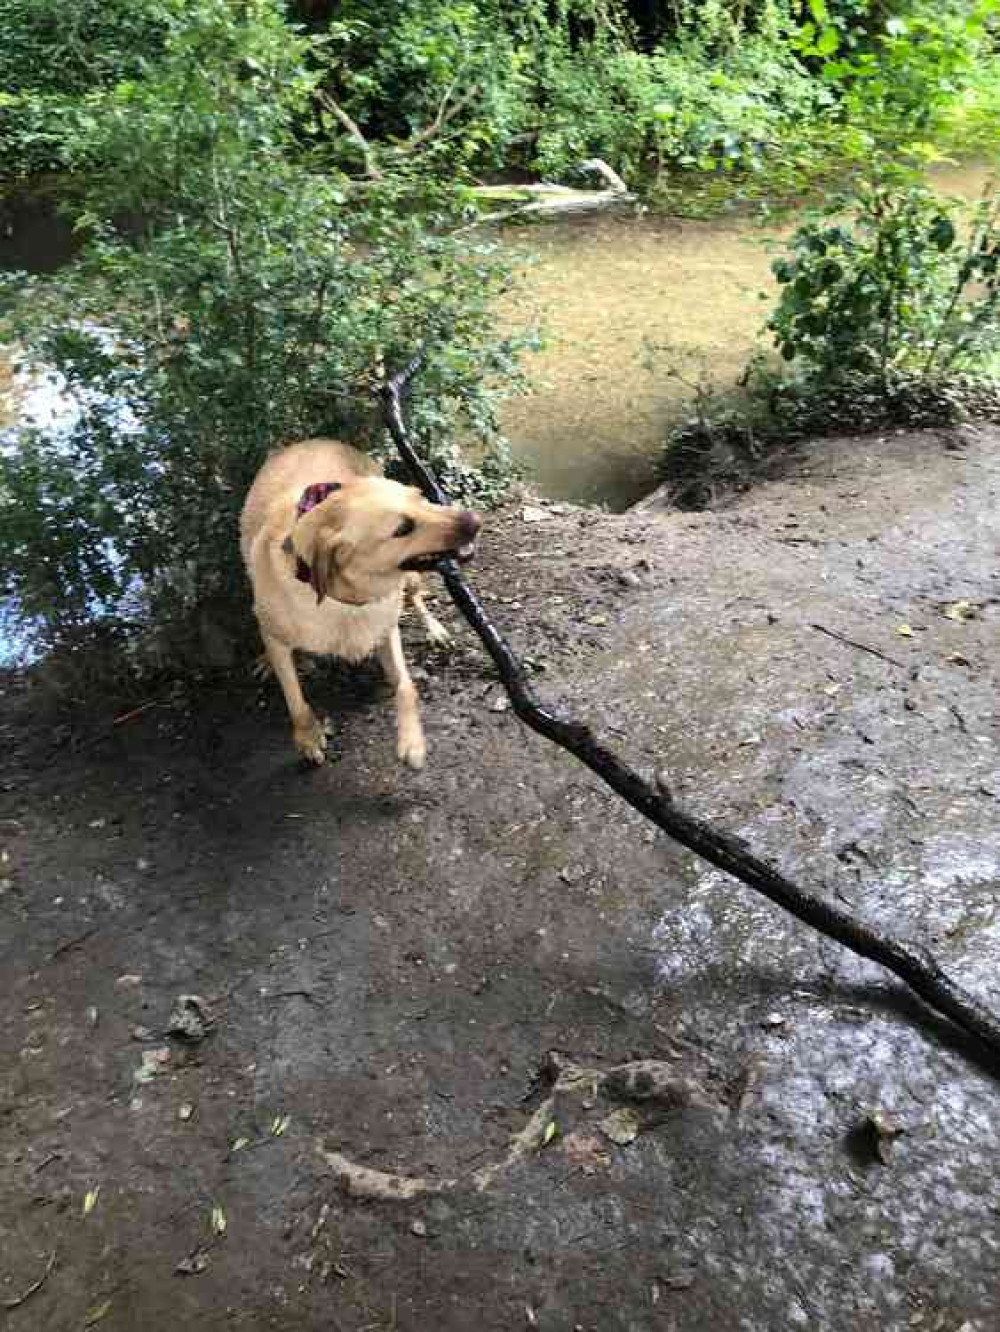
399;541;476;573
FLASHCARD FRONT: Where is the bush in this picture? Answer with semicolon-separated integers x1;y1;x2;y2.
767;176;1000;389
0;0;524;673
0;0;166;179
656;170;1000;508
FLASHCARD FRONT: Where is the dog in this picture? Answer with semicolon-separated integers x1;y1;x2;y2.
240;437;480;769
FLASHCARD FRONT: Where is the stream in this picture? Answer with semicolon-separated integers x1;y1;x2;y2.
2;161;995;508
499;158;997;509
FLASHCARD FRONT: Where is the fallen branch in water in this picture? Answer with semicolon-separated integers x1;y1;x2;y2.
381;352;1000;1065
458;159;634;231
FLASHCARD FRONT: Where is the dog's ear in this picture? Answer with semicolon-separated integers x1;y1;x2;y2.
307;528;344;605
291;499;349;605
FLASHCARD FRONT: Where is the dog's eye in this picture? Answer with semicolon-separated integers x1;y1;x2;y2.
393;517;416;539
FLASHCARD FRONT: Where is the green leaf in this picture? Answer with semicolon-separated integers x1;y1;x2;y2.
815;27;840;57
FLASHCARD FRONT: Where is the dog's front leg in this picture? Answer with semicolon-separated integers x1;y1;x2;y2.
377;627;426;770
263;633;329;764
405;573;451;647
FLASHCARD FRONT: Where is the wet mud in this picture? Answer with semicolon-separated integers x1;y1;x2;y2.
2;424;998;1329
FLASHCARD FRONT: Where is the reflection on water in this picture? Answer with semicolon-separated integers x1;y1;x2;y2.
0;341;134;665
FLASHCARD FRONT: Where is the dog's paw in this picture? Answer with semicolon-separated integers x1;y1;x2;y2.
425;617;452;649
397;729;427;771
293;713;329;765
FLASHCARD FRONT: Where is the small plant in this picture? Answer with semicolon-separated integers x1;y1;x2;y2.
767;175;1000;393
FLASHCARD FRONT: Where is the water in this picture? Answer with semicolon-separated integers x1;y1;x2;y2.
1;160;996;660
499;158;998;509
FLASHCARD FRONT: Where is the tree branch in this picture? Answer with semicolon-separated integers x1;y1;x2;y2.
398;80;482;152
318;92;383;180
380;352;1000;1065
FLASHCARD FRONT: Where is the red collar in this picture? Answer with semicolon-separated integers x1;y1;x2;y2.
292;481;341;585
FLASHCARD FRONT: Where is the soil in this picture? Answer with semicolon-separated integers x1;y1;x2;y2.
2;424;1000;1331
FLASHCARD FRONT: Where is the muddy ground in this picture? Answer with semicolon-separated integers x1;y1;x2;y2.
2;425;999;1331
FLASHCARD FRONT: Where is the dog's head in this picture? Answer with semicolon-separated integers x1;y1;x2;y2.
289;478;481;606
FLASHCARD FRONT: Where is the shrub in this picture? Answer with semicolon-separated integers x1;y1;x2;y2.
0;0;166;179
767;175;1000;390
656;170;1000;508
0;0;524;673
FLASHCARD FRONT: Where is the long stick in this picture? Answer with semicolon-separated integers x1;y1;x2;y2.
381;354;1000;1062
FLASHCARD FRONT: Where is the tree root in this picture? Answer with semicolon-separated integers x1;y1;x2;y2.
317;1055;715;1202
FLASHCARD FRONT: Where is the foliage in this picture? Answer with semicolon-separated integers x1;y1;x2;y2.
0;0;524;669
319;0;529;175
815;0;999;146
767;177;1000;390
2;0;997;197
655;172;1000;508
0;0;165;179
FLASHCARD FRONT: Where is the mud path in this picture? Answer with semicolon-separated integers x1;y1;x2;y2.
2;424;999;1330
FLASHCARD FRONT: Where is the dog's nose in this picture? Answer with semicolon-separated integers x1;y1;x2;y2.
459;510;482;540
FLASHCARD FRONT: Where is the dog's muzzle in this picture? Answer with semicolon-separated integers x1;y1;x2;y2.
399;510;481;572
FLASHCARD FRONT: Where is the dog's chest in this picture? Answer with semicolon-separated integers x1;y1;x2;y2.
286;587;401;661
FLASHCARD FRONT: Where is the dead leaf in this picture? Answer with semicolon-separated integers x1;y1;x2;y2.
84;1299;113;1326
867;1107;904;1164
562;1131;611;1173
231;1137;250;1154
521;505;549;523
541;1119;559;1148
896;623;914;638
132;1047;171;1086
211;1203;227;1236
586;614;608;627
168;994;212;1043
175;1248;210;1277
270;1114;290;1137
943;600;977;622
599;1107;641;1145
178;1102;194;1122
82;1186;100;1217
662;1270;696;1291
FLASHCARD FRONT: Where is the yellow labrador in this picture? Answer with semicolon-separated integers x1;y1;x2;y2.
240;438;480;769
